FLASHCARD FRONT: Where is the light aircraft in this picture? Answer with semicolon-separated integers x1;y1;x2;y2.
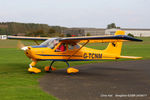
1;30;142;74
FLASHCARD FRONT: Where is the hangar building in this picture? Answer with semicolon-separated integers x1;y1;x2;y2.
105;28;150;37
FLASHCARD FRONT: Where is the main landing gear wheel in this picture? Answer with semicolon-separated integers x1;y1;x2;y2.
44;60;79;74
44;66;56;72
65;61;79;74
67;67;79;74
44;61;56;72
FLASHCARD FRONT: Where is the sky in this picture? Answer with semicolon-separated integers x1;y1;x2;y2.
0;0;150;28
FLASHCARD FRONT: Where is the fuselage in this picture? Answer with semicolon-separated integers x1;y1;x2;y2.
25;42;116;62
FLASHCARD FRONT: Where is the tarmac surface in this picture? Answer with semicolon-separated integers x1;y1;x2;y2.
39;60;150;100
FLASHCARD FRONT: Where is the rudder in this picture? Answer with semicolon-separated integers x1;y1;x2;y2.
104;30;125;57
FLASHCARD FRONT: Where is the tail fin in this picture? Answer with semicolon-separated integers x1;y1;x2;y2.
104;30;125;57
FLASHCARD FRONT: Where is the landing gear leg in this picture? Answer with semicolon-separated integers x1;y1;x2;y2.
44;60;56;72
65;61;79;74
28;61;41;74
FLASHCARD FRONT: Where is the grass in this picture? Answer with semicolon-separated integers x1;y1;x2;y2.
0;37;150;100
121;37;150;59
0;48;58;100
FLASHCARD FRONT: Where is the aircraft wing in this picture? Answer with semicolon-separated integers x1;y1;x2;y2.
5;35;142;43
0;35;49;41
61;30;142;43
61;35;142;43
1;30;142;43
7;36;49;41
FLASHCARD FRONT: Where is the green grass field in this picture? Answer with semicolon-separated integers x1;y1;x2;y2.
0;37;150;100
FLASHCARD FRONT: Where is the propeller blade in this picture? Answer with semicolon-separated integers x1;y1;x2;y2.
17;40;25;49
17;40;28;51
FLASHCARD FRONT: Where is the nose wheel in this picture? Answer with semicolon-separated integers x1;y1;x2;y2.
28;67;41;74
28;61;41;74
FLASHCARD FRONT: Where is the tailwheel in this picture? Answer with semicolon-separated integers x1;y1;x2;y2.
67;67;79;74
28;67;41;74
44;66;56;72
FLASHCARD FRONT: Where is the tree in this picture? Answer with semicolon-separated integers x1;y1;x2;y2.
87;33;91;36
0;28;6;35
48;28;56;34
66;33;72;37
116;27;120;29
59;34;64;37
127;33;134;37
107;23;117;29
34;30;45;36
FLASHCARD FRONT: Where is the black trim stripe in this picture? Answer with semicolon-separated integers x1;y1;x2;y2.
37;59;93;61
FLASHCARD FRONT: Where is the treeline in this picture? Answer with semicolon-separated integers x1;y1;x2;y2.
0;22;67;37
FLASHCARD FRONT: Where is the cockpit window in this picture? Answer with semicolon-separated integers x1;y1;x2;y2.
74;44;80;49
55;43;66;52
68;43;80;50
40;38;59;49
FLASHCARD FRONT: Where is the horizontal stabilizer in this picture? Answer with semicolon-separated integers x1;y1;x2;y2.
117;56;142;59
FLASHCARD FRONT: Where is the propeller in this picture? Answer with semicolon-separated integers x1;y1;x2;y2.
17;40;28;51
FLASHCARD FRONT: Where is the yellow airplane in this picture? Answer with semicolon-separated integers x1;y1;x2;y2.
3;30;142;74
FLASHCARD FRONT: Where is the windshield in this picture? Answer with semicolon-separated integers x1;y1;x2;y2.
40;38;60;49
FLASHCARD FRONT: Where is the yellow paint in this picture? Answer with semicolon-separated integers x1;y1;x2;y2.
24;30;142;62
30;61;37;66
28;67;41;73
44;66;50;72
44;66;56;71
67;68;79;74
118;56;142;59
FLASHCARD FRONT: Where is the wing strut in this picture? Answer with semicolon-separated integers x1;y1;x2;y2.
67;40;89;60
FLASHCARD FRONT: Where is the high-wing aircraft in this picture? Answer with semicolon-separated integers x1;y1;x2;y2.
1;30;143;74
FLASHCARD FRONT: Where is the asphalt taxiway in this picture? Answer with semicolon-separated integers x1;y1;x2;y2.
39;60;150;100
